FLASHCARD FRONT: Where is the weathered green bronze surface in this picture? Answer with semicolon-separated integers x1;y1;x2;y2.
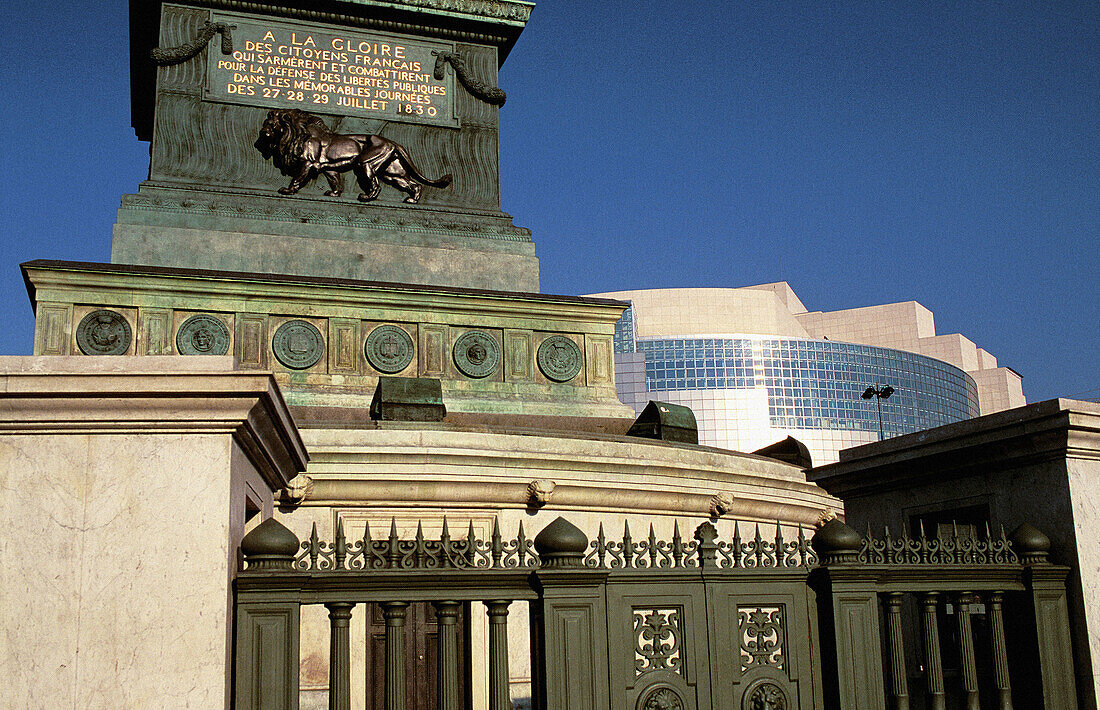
272;319;325;369
176;313;231;355
452;330;499;379
207;11;458;127
364;325;416;373
536;334;583;383
114;0;536;290
75;309;131;355
369;376;445;421
627;401;699;444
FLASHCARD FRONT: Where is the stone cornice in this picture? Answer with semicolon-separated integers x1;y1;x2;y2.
808;398;1100;499
0;356;308;492
338;0;534;26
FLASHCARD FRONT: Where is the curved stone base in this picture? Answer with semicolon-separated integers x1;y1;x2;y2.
289;423;839;526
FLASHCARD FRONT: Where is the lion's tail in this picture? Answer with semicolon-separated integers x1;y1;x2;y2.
394;145;452;188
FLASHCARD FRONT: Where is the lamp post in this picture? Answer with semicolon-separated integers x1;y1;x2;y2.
861;385;895;440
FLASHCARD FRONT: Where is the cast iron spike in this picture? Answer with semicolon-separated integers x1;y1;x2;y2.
335;518;346;569
387;517;399;568
623;521;633;568
308;521;319;568
517;521;528;566
466;521;477;563
491;517;503;567
439;517;452;568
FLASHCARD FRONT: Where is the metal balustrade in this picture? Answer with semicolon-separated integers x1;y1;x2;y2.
233;515;1077;710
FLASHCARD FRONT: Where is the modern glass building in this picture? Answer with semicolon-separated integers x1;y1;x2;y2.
596;285;1017;465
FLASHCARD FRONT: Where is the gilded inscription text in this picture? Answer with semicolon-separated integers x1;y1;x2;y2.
207;13;456;127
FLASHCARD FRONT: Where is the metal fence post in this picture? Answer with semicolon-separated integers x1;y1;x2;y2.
1014;524;1079;710
532;517;610;710
235;518;303;710
812;519;886;710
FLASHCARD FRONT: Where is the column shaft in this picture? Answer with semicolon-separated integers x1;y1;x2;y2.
433;601;462;710
326;602;354;710
955;594;980;710
486;600;512;710
885;593;910;710
381;601;408;710
921;592;946;710
988;593;1013;710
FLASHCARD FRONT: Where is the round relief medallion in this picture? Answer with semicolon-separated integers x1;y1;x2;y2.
176;314;230;356
76;309;131;355
743;680;787;710
537;335;583;382
272;320;324;370
638;687;683;710
452;330;499;379
364;324;415;373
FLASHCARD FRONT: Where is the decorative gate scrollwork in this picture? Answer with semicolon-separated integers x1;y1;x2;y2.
633;608;682;676
738;606;785;670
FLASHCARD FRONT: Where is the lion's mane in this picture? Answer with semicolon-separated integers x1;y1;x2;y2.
257;109;330;174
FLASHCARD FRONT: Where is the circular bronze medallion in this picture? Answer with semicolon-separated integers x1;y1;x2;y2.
452;330;499;379
76;309;131;355
742;679;787;710
176;314;231;355
638;686;683;710
365;324;414;373
537;335;583;382
272;320;324;370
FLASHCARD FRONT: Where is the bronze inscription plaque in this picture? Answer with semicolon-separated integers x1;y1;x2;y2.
206;12;457;127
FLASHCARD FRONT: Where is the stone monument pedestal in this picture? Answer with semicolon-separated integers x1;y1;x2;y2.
0;356;307;708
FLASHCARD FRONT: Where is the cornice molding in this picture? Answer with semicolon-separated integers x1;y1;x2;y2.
0;356;308;491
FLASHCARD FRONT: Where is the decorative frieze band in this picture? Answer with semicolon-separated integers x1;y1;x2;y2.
54;307;596;386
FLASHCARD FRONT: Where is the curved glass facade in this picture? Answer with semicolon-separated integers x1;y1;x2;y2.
633;336;979;438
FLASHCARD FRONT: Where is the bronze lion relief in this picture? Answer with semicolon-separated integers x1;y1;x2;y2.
255;108;452;203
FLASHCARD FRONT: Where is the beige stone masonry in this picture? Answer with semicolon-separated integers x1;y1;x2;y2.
0;356;307;709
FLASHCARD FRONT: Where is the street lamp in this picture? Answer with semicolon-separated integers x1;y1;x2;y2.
861;385;895;440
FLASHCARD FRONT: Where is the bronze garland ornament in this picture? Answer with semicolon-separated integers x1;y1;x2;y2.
150;21;234;65
256;109;452;203
432;50;507;106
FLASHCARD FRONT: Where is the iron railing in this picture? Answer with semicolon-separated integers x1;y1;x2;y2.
234;515;1076;710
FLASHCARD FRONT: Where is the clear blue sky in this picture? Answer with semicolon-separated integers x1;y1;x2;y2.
1;1;1097;402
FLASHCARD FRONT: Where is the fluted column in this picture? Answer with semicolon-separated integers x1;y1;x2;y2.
885;593;910;710
921;592;946;710
381;601;408;710
988;593;1013;710
326;603;354;710
433;601;461;710
486;600;512;710
955;593;980;710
